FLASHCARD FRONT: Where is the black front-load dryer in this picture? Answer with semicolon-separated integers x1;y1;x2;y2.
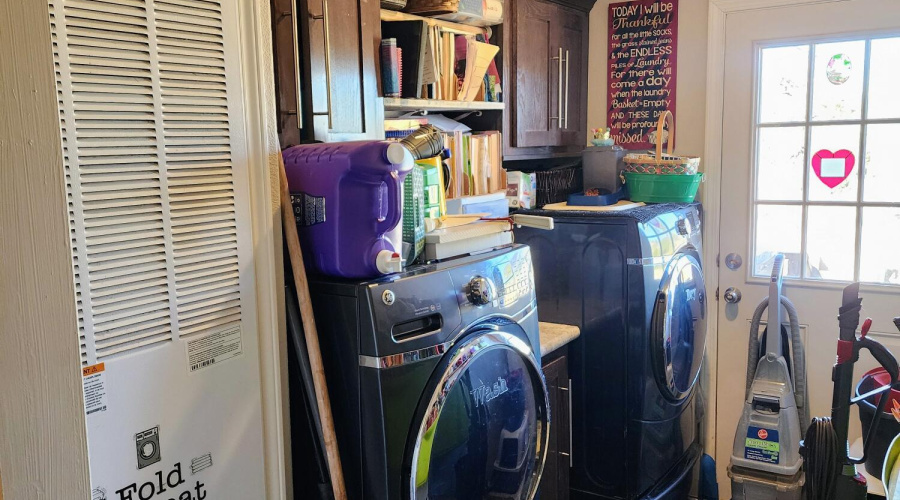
514;204;707;500
299;244;549;500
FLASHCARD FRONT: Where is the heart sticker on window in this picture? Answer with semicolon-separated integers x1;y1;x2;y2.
811;149;855;189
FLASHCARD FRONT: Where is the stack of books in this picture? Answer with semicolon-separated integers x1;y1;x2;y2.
384;117;506;203
424;219;512;260
441;130;505;199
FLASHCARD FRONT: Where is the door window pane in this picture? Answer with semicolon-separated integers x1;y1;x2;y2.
859;208;900;285
868;37;900;119
806;206;857;281
753;37;900;286
756;126;805;201
759;46;809;123
755;205;802;278
811;40;865;121
808;124;860;202
863;124;900;203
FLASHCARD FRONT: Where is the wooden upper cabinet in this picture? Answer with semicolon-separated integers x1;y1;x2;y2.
306;0;380;140
503;0;593;160
294;0;384;143
513;0;558;147
557;5;587;147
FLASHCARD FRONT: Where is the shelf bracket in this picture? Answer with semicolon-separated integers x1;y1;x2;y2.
398;109;428;118
453;110;482;120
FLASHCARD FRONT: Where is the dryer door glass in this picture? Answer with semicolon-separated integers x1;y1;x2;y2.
407;324;549;500
651;253;707;401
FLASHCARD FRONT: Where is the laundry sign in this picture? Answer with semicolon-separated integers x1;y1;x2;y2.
607;0;679;150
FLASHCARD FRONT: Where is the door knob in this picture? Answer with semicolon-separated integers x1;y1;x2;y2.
723;287;742;304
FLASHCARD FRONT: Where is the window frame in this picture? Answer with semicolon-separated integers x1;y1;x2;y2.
749;31;900;289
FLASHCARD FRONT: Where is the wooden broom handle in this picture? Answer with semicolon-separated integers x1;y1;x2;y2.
278;152;348;500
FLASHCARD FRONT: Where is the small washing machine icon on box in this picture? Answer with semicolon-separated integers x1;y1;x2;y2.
135;426;161;469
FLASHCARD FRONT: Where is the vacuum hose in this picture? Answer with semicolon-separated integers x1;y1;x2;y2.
746;296;810;435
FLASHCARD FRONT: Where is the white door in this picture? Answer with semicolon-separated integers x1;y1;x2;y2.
715;1;900;496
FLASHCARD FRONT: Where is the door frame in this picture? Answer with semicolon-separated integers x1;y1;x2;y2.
241;0;290;498
702;0;851;462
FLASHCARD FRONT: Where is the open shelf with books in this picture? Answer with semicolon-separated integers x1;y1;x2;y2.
381;5;507;203
383;97;504;114
380;9;489;36
379;6;503;113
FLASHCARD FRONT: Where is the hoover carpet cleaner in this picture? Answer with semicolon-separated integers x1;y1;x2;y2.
801;283;900;499
729;254;809;499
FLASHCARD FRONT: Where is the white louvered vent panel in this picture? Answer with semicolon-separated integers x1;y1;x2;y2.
51;0;175;363
156;0;242;338
52;0;243;361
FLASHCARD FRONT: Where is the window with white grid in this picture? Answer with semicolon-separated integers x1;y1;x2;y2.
752;36;900;285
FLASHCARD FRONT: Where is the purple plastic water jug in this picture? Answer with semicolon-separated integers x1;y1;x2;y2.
283;141;413;278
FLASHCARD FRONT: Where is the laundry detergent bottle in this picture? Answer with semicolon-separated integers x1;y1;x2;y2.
283;141;413;278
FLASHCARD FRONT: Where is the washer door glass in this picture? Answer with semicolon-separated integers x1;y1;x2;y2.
652;253;707;401
407;323;549;500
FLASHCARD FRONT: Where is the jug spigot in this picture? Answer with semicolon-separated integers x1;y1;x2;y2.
376;250;403;275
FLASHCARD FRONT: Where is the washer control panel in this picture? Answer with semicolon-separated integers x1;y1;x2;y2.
494;253;533;308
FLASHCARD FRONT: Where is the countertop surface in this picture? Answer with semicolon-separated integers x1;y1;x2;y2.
538;322;580;357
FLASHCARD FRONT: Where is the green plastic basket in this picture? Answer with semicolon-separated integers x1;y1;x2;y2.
624;172;704;203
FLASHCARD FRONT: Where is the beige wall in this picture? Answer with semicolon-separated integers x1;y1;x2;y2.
0;1;91;498
586;0;709;157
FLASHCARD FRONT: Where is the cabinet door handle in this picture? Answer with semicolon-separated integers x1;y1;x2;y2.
311;0;333;128
557;47;563;129
550;48;562;125
290;0;303;129
556;47;564;128
567;378;573;467
564;49;570;129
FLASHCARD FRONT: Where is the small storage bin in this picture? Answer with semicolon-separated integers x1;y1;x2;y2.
624;172;703;203
856;368;900;479
582;145;625;193
531;163;582;208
